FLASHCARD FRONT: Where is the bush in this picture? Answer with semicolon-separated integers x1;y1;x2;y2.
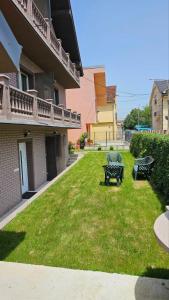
109;145;114;151
98;146;102;151
130;133;169;199
68;142;75;154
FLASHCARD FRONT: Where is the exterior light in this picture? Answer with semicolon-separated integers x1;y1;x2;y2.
24;130;31;137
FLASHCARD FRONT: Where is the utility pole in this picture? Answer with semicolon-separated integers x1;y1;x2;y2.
137;108;140;126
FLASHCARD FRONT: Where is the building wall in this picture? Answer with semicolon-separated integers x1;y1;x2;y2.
150;85;168;130
163;96;168;130
0;125;68;217
66;68;98;143
97;104;114;123
90;122;114;143
6;73;18;87
94;72;107;106
66;66;117;143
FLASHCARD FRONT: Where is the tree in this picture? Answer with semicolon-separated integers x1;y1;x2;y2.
123;106;151;129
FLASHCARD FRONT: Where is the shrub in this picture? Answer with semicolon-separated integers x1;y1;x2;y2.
98;146;102;151
109;145;114;151
68;142;75;154
130;133;169;199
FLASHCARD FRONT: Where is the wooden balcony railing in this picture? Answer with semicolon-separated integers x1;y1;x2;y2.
13;0;80;84
0;76;81;128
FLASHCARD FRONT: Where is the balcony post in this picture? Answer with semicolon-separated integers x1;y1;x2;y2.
58;39;62;59
67;53;70;70
0;75;11;119
44;18;51;42
27;89;38;120
46;99;54;122
27;0;33;16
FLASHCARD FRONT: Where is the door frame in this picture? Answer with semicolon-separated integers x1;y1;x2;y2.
18;142;29;194
17;138;34;196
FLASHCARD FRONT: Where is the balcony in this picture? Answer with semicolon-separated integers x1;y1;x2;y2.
0;0;80;88
0;75;81;129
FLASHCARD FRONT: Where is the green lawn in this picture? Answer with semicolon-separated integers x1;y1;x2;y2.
1;152;169;279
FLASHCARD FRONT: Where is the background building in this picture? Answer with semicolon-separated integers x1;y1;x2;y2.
66;66;117;144
150;80;169;131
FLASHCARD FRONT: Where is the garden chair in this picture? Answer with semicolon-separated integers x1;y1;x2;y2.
107;151;122;164
103;163;124;186
133;156;154;180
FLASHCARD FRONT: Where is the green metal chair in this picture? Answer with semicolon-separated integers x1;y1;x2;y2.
133;156;154;180
107;152;122;164
103;163;124;186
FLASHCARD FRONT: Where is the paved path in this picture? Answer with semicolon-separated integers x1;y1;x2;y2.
0;262;168;300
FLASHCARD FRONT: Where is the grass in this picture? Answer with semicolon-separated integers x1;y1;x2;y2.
0;152;169;279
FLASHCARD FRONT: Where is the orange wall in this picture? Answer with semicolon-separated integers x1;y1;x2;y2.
94;72;107;106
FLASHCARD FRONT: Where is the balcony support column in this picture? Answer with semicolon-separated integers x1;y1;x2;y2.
44;18;51;42
0;75;11;119
27;89;38;120
46;99;54;122
27;0;33;16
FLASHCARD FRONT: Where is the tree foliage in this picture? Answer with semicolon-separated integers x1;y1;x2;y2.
124;106;151;129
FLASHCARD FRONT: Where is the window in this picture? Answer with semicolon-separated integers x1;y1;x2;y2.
54;89;59;105
19;70;34;92
154;96;158;105
21;72;29;92
154;112;157;117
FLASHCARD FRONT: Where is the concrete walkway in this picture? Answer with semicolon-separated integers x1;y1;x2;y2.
0;262;168;300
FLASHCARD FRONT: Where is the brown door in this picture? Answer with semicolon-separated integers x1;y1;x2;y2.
45;136;57;180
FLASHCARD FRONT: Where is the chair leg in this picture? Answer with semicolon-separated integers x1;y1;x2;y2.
117;177;120;186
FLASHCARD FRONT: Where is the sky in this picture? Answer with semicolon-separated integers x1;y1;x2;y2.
71;0;169;119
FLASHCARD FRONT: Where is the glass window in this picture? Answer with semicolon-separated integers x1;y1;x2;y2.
54;89;59;105
21;72;29;92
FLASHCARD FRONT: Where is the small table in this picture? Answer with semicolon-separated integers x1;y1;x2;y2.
154;211;169;252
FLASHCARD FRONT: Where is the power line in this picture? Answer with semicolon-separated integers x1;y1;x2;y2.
83;75;149;97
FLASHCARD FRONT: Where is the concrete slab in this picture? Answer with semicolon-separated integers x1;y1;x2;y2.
0;262;168;300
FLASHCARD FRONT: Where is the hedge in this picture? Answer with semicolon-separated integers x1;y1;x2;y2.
130;133;169;199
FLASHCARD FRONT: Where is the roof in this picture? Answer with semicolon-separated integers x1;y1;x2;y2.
154;80;169;94
51;0;83;76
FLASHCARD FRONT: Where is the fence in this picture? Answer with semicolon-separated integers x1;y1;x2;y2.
89;130;124;146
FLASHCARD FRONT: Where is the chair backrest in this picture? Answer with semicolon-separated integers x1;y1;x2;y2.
107;152;122;164
136;156;154;166
145;156;154;164
137;156;154;172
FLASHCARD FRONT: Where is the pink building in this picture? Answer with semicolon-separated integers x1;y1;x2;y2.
66;66;104;143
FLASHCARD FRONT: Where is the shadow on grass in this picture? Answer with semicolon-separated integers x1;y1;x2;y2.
135;267;169;300
132;172;166;213
151;186;167;212
0;231;26;260
141;267;169;280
